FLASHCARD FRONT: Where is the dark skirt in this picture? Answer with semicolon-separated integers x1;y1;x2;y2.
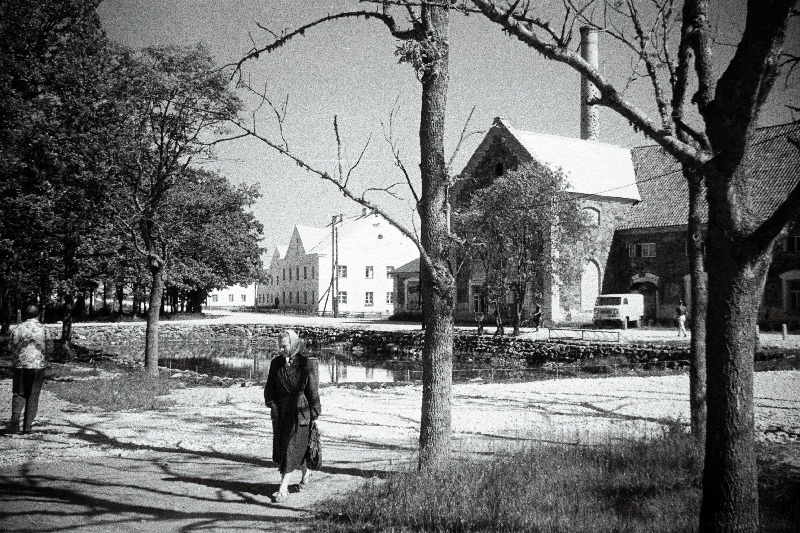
272;414;309;474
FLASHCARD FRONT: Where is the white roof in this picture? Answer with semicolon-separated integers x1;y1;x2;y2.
503;121;640;201
295;225;331;255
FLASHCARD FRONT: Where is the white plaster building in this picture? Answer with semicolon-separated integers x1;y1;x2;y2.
205;283;258;309
258;211;419;316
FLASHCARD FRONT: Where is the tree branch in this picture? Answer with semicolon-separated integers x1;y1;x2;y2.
234;10;419;76
471;0;709;168
231;119;437;274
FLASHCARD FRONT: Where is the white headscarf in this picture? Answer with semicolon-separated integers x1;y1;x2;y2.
280;329;302;361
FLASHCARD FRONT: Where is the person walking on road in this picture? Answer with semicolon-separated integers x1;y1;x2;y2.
264;329;321;503
8;305;47;434
531;303;543;332
676;300;688;338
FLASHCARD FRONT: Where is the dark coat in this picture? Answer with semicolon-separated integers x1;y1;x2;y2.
264;353;321;474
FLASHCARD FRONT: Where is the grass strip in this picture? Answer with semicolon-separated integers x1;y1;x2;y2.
48;370;174;411
314;429;797;532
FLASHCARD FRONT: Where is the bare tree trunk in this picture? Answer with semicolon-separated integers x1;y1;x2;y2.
116;283;124;316
417;2;454;471
700;239;773;531
59;293;75;361
512;294;522;336
1;287;11;335
144;262;164;376
686;172;707;441
102;281;109;314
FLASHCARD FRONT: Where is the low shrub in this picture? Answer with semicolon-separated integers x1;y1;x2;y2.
48;371;174;411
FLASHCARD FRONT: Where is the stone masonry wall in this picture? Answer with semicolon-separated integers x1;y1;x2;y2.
46;323;692;368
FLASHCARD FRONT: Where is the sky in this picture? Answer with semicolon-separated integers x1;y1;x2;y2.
97;0;799;253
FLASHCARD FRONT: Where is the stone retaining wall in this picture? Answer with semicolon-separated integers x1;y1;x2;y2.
44;323;692;367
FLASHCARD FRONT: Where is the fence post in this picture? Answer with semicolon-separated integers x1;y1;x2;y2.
308;356;319;390
782;323;788;340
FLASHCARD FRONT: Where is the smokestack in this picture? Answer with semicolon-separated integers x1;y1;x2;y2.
580;26;599;142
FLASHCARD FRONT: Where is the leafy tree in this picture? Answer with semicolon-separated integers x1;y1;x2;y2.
165;169;264;314
454;163;591;336
471;0;799;529
116;44;241;374
0;0;124;343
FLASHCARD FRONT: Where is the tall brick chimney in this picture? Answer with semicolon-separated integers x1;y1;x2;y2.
580;26;599;142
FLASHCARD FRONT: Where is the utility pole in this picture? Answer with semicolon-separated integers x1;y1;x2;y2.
331;215;338;317
331;214;342;317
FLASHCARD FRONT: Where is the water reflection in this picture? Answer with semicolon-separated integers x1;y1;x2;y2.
148;340;402;384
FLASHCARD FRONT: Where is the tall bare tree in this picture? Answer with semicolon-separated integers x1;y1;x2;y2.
471;0;799;530
235;1;456;469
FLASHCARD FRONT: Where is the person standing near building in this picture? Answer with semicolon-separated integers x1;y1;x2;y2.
8;305;47;434
676;300;688;338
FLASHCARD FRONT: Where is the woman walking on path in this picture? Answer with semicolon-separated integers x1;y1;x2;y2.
264;329;321;503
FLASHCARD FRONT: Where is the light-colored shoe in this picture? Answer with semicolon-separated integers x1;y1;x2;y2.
299;474;311;490
271;490;289;503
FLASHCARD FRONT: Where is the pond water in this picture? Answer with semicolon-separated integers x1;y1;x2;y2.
150;340;409;384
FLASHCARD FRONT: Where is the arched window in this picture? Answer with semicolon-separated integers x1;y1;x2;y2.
780;270;800;314
582;206;600;226
493;161;504;177
580;259;600;311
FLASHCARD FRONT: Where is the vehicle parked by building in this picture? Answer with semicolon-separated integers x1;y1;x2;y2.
593;294;644;329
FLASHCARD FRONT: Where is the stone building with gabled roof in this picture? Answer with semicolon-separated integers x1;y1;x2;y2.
452;118;800;327
453;117;640;324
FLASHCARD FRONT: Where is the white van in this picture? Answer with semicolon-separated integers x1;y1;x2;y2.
592;294;645;329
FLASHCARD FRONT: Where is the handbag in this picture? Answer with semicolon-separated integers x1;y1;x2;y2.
306;420;322;470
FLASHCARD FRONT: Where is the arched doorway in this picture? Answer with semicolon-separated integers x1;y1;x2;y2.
580;259;600;312
630;282;658;324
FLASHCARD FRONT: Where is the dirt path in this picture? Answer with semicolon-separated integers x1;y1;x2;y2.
2;371;799;532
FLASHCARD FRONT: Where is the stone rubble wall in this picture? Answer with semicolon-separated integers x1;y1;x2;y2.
43;323;693;368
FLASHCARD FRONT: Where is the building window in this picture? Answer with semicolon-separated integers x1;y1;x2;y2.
386;266;394;278
365;292;374;306
227;294;233;302
303;291;308;304
296;266;300;280
365;266;374;279
789;280;800;313
787;235;800;253
241;294;246;302
582;207;600;226
629;243;656;258
296;291;300;304
312;265;315;278
337;265;348;278
283;269;286;281
289;292;292;303
211;294;218;303
303;266;308;279
282;291;285;304
289;268;292;281
386;292;394;304
685;240;707;255
338;291;348;304
471;285;485;313
494;161;504;177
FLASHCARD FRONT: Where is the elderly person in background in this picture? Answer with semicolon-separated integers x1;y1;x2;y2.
8;305;47;434
264;329;321;503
